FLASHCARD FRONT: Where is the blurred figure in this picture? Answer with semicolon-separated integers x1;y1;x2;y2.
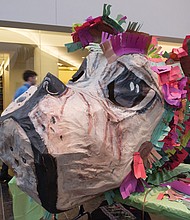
14;70;37;99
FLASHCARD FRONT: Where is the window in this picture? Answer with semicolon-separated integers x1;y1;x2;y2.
0;27;88;109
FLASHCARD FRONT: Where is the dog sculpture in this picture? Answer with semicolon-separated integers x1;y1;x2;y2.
0;4;189;214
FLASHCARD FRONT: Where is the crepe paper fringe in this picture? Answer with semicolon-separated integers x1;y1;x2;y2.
100;31;152;64
103;32;151;57
103;4;112;17
65;4;138;52
126;21;142;32
147;35;190;175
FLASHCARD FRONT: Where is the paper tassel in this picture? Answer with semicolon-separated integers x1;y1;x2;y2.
133;152;146;179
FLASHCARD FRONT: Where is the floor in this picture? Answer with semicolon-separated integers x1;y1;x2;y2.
0;182;14;220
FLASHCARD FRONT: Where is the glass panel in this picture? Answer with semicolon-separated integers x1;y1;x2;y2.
0;26;88;110
0;27;40;108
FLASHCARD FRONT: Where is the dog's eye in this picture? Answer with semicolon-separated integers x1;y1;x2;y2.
108;67;151;108
70;58;87;82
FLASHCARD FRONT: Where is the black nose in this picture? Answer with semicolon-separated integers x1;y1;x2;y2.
43;73;67;96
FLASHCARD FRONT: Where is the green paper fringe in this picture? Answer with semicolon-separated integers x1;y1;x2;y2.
104;190;115;205
65;42;83;52
103;4;112;17
151;106;174;151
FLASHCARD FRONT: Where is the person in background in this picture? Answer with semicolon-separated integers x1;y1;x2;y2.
14;69;37;100
0;70;37;182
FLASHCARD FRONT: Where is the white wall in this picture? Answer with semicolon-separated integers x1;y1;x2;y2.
0;0;189;38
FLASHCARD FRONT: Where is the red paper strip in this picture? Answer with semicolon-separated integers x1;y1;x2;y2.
133;152;146;179
157;193;164;200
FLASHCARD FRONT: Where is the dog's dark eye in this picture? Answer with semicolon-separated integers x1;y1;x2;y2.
70;58;87;82
108;67;150;108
